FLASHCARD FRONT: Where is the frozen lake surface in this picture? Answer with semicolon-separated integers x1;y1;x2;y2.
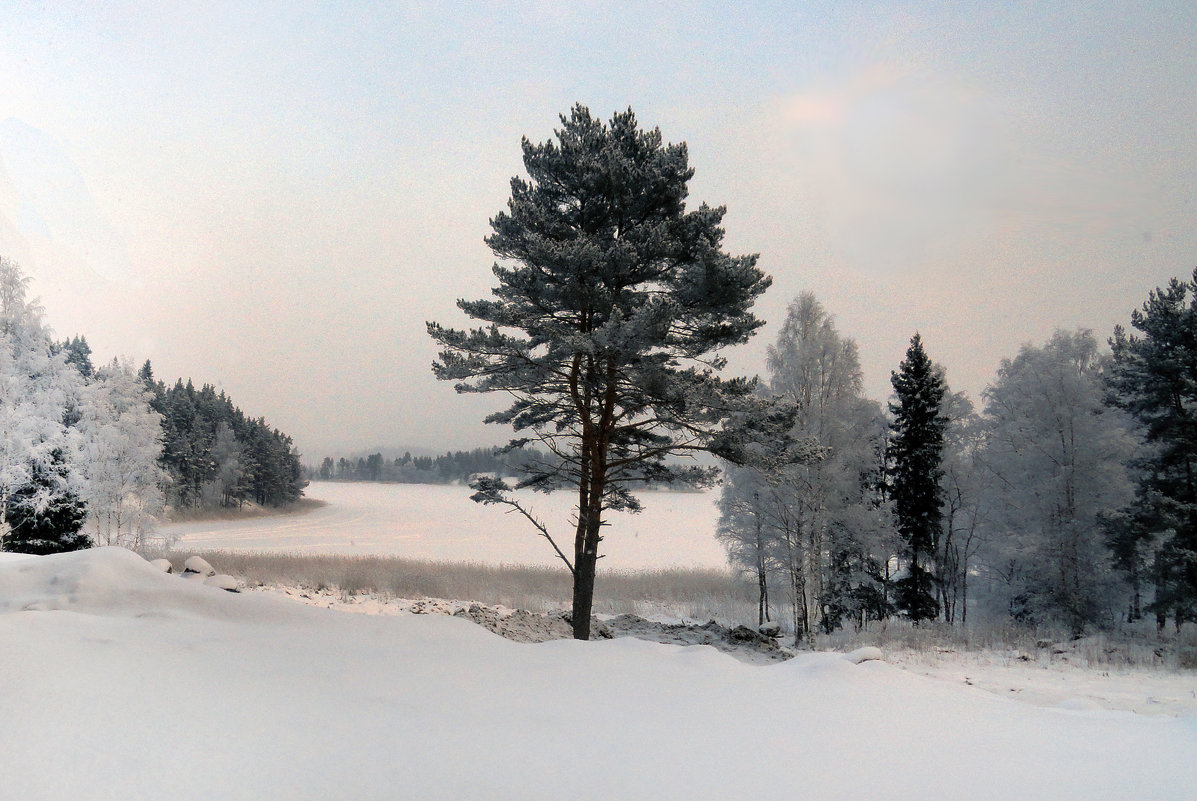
163;481;728;571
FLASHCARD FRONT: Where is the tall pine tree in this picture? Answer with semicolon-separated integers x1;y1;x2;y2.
429;105;771;640
1108;270;1197;629
888;333;947;623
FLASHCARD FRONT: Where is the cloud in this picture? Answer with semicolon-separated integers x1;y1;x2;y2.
773;65;1014;275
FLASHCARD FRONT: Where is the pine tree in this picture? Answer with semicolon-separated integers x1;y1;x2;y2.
888;334;947;623
1108;270;1197;629
429;105;771;639
55;335;94;379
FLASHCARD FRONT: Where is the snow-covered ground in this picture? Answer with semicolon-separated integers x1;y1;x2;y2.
3;547;1195;801
260;582;1197;715
162;480;728;570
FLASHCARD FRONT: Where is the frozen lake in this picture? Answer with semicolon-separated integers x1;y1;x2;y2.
163;481;729;571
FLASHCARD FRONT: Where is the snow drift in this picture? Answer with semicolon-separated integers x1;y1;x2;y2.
1;548;1193;801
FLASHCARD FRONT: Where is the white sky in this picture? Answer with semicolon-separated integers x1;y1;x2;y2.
1;1;1193;459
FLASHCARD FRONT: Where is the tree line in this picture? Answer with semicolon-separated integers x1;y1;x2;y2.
719;285;1197;642
142;368;307;510
310;446;545;485
0;256;305;556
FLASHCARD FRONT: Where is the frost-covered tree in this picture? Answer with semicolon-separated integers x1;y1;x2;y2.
716;294;890;641
717;463;778;628
937;390;987;624
4;448;89;554
981;329;1137;633
75;359;169;549
0;256;86;552
1108;271;1197;629
205;421;244;507
767;293;889;637
429;106;771;640
888;334;948;623
715;393;818;634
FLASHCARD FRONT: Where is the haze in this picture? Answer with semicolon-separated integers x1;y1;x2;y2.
1;1;1193;461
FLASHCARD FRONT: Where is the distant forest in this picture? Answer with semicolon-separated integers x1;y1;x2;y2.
308;447;546;485
61;338;306;511
139;362;307;509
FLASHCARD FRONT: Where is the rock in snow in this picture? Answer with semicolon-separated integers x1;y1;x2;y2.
182;556;216;577
204;574;240;593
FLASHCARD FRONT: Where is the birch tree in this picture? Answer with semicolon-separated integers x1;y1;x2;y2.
75;359;169;549
716;293;889;641
982;329;1137;632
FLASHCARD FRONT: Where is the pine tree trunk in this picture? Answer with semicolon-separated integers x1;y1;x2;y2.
572;547;598;640
570;466;605;640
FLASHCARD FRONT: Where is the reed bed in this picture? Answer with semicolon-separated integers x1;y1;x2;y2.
156;548;758;622
149;548;1196;668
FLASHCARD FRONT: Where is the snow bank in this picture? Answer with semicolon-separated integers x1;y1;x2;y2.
2;548;1194;801
0;546;298;622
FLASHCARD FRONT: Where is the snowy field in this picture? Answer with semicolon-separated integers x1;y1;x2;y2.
162;480;728;570
2;548;1195;801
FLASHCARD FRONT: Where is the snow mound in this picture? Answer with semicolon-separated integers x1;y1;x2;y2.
452;603;574;642
0;547;299;623
182;555;216;577
204;574;240;592
845;646;884;664
605;613;792;663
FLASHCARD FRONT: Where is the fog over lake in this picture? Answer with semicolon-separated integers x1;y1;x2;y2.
163;481;727;572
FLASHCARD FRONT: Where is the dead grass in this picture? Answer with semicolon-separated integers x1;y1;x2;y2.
164;498;328;523
149;548;757;621
811;617;1197;670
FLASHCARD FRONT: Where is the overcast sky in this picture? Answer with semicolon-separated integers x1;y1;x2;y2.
1;1;1194;459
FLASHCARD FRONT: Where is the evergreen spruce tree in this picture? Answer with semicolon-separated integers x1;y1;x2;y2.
4;449;90;554
429;105;771;640
56;335;94;378
1108;270;1197;629
888;334;947;623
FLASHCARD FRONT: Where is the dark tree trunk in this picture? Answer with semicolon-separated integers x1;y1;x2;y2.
572;549;598;640
570;465;606;640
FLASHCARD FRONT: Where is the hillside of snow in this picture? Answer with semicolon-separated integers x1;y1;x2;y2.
2;548;1194;801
